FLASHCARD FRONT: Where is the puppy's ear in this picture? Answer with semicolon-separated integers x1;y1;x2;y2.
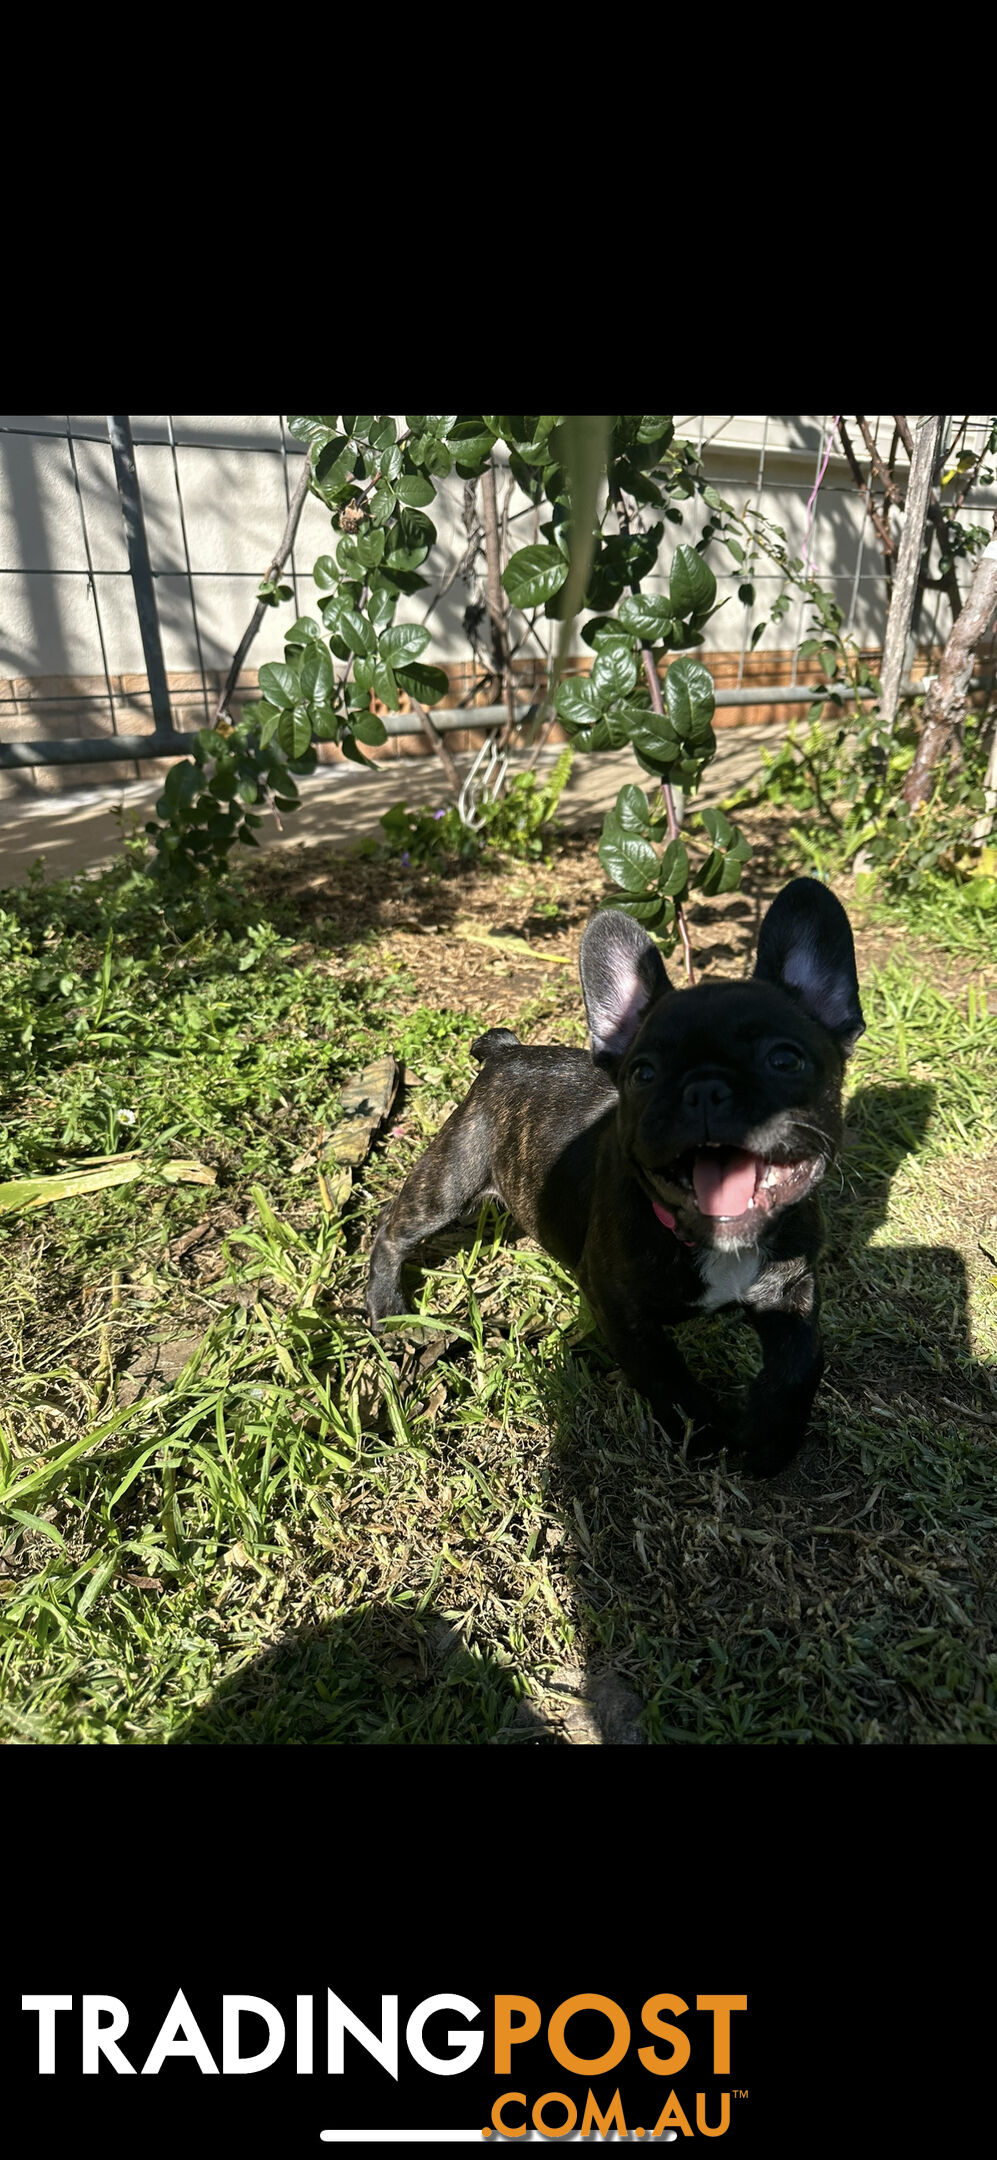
579;909;671;1071
753;877;865;1053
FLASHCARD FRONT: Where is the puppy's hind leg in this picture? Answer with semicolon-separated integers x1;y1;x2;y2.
366;1096;496;1325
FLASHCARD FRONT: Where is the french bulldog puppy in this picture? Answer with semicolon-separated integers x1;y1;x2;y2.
368;878;864;1475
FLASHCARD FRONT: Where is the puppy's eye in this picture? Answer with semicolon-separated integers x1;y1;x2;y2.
767;1043;806;1072
628;1060;656;1087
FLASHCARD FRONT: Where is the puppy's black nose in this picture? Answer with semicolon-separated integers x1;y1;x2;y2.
682;1073;733;1114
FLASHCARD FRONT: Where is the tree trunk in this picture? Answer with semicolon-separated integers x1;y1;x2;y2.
902;533;997;809
879;416;943;736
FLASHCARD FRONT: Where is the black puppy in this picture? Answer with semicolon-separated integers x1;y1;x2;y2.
368;878;864;1475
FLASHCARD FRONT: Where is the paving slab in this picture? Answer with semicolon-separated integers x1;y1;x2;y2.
0;724;786;886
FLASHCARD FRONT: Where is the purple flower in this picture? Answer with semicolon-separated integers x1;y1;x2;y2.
400;851;411;867
432;809;445;820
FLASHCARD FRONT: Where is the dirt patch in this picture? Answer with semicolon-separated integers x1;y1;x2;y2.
248;810;995;1037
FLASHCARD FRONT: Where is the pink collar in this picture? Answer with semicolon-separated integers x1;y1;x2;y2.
652;1197;696;1248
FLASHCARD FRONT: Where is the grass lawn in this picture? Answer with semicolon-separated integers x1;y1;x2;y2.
1;803;995;1744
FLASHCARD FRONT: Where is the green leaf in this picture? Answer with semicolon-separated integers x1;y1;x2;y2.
394;662;449;707
340;731;379;770
631;728;681;774
313;435;356;498
623;526;664;586
256;705;282;748
614;461;664;507
586;713;636;752
591;640;639;700
554;677;604;726
278;707;312;758
615;894;670;927
355;528;386;569
613;784;654;833
258;662;298;709
369;482;397;526
377;566;428;597
583;551;628;615
586;619;633;654
325;598;376;657
698;806;734;846
670;545;717;618
286;415;339;448
664;658;715;740
162;758;199;808
658;837;689;895
636;415;673;445
372;661;399;709
415;437;453;479
366;582;397;631
384;507;437;572
502;543;570;609
299;645;334;703
284;615;320;646
446;420;494;471
353;712;388;746
598;830;659;893
335;537;365;580
617;592;675;639
394;472;436;507
695;849;723;895
313;555;339;590
379;622;431;664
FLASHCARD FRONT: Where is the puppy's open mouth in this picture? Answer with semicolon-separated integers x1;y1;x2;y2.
653;1145;822;1224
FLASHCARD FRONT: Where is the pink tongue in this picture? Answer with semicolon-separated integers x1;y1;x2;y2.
692;1148;758;1218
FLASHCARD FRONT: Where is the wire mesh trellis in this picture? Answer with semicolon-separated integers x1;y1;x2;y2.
0;414;315;781
1;414;994;793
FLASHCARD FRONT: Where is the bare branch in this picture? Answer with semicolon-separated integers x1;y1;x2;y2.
480;458;518;747
214;456;313;726
407;696;462;798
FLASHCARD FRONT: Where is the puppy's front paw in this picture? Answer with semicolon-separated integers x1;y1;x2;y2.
735;1428;803;1479
680;1416;730;1464
366;1294;410;1330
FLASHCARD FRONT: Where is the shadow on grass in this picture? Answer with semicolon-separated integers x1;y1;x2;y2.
0;823;562;966
169;1602;561;1746
531;1078;997;1743
104;1078;997;1748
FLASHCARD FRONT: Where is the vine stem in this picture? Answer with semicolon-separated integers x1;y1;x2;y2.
481;458;519;745
213;456;313;727
615;490;695;984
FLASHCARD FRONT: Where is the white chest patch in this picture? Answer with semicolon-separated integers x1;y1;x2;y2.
695;1245;763;1313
